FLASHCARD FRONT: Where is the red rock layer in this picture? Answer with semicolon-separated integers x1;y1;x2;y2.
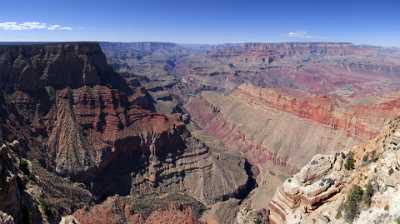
185;95;294;172
71;196;202;224
236;84;377;140
236;84;400;141
45;84;184;176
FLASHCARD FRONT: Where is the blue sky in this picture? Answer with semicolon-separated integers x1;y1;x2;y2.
1;0;399;46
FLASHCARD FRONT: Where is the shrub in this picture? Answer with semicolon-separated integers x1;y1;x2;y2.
344;185;364;223
255;216;263;224
344;152;356;170
19;159;30;176
39;199;57;220
363;181;374;207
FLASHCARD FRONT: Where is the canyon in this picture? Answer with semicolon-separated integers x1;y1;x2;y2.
0;41;400;224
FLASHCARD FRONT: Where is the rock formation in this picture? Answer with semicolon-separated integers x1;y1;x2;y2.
268;117;400;224
0;140;43;224
0;211;14;224
1;41;400;223
102;42;400;223
0;42;255;223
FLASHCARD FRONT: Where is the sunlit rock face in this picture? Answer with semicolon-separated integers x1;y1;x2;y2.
268;117;400;224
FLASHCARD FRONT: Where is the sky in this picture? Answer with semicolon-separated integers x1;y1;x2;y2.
0;0;399;47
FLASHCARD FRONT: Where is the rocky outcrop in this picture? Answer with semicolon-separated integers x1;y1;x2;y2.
0;43;129;93
0;212;14;224
0;141;43;224
268;153;345;224
47;88;96;175
268;117;400;224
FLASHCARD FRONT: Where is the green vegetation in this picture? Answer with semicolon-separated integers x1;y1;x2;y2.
20;159;30;176
344;152;356;170
363;181;374;207
344;185;364;223
342;182;375;223
39;199;57;220
19;159;37;181
255;216;263;224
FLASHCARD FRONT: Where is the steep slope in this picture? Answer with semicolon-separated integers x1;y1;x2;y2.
185;90;358;173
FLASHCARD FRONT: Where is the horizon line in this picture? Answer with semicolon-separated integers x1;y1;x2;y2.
0;40;398;49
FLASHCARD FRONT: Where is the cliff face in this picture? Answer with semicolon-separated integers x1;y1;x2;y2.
0;43;129;92
0;43;253;224
185;89;360;184
268;117;400;224
235;84;400;140
0;140;43;224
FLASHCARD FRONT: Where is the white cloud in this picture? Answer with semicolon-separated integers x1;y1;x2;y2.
47;24;72;31
0;21;72;31
287;31;312;39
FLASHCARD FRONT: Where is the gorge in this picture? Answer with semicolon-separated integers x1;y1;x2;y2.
1;41;400;224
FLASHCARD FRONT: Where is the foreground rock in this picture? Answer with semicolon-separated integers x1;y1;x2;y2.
0;211;14;224
268;117;400;224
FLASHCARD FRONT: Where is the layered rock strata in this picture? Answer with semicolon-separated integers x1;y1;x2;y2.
0;43;253;223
